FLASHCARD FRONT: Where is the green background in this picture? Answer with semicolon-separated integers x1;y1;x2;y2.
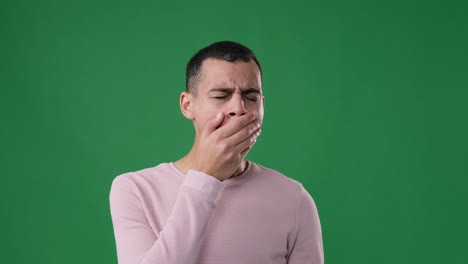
1;0;467;263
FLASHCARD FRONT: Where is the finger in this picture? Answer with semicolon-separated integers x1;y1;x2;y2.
238;135;257;157
216;111;258;138
239;141;254;157
203;112;224;136
234;127;260;154
225;122;261;147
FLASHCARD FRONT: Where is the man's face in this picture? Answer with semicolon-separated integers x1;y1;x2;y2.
188;58;264;135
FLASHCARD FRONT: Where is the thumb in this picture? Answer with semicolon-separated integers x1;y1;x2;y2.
205;112;224;135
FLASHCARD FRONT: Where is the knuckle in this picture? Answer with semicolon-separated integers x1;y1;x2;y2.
225;152;235;160
219;143;229;152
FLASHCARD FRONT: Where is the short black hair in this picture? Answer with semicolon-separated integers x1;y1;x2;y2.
185;41;262;95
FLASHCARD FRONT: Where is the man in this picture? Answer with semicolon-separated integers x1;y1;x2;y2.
109;41;324;264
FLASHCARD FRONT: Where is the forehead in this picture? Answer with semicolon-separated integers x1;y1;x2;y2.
198;59;262;92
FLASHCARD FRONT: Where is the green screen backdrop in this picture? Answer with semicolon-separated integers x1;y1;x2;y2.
1;0;467;263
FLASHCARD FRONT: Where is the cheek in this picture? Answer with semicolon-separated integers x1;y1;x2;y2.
259;108;264;122
194;104;220;127
252;102;264;124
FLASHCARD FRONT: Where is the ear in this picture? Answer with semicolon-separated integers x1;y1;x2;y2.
180;91;195;120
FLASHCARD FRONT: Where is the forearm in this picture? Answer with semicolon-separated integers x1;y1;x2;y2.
110;170;224;264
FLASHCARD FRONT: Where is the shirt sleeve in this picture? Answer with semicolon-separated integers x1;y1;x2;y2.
109;170;224;264
287;186;324;264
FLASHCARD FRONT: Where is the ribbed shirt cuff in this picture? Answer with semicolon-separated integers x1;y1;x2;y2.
183;170;225;204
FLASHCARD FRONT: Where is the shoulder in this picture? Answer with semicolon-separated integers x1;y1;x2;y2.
249;162;306;199
110;162;178;193
251;162;302;186
115;162;171;179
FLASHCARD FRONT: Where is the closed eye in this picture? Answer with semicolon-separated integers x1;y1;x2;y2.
243;93;261;101
212;95;229;99
246;96;258;101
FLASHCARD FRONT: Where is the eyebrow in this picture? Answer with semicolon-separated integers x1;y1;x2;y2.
209;88;261;94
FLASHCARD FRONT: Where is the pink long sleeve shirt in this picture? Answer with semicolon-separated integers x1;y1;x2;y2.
109;161;323;264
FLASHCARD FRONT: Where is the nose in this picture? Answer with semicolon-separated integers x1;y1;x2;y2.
227;93;247;117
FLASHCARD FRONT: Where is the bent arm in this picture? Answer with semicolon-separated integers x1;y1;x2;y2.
109;170;224;264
